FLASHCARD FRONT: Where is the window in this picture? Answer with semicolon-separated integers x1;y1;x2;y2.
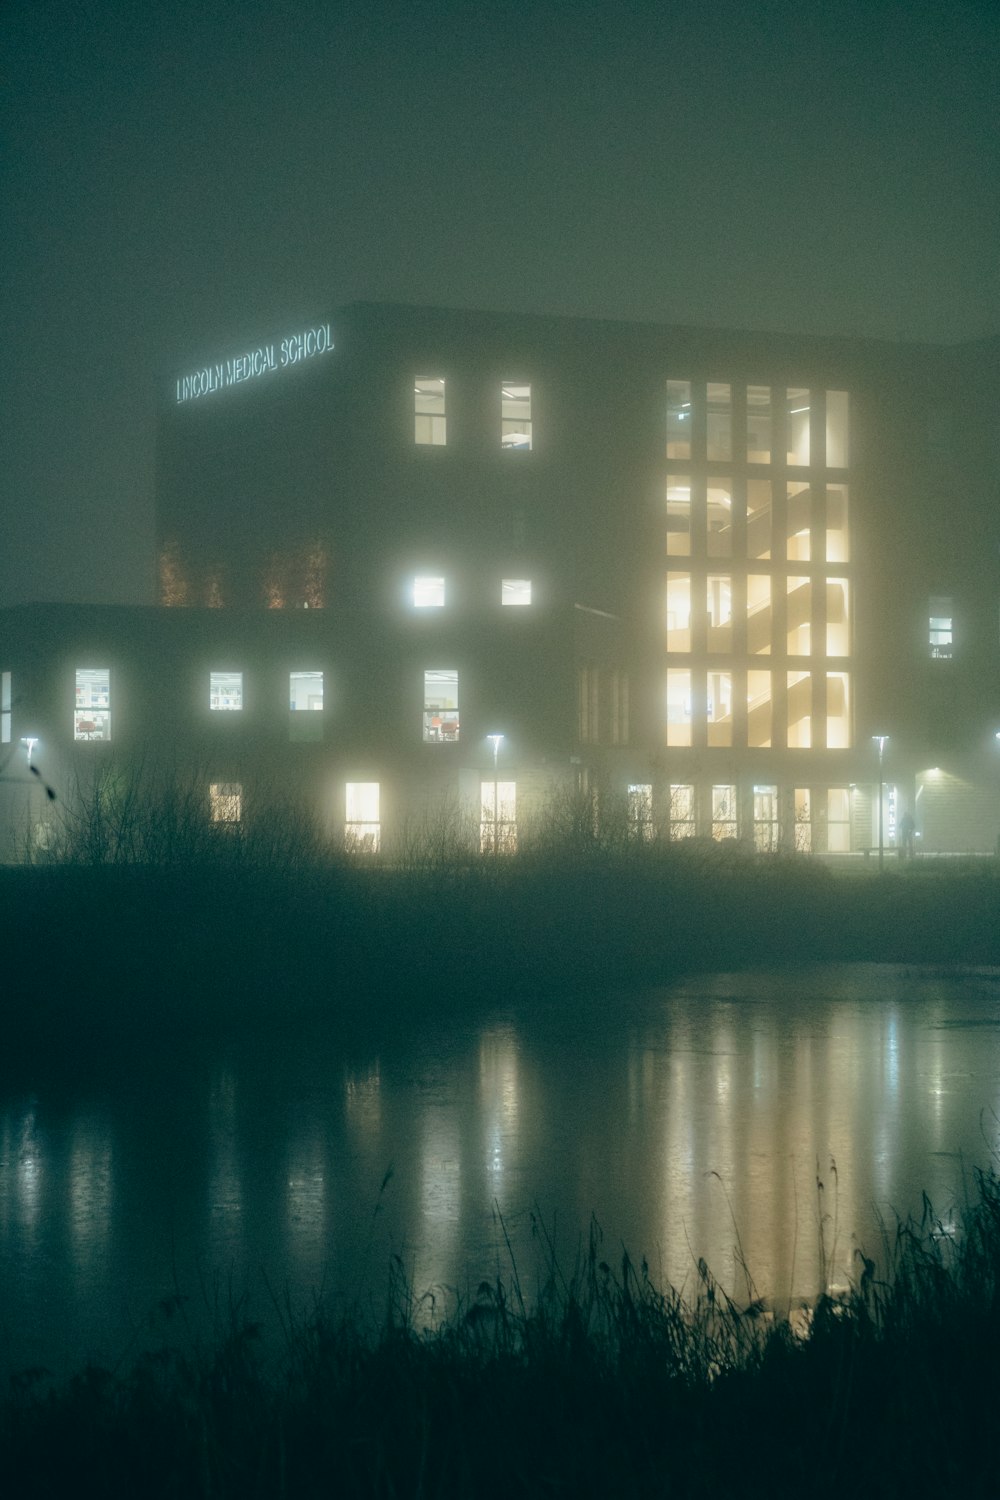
827;787;851;852
826;484;849;563
481;781;516;852
75;668;111;741
826;672;851;749
610;670;629;745
746;386;772;463
346;783;380;852
423;669;459;742
794;788;812;852
753;785;779;852
786;482;812;561
787;578;811;655
1;672;9;744
707;575;732;651
707;481;732;557
827;580;850;656
627;784;654;842
747;670;772;748
826;391;849;468
787;671;812;748
501;579;532;606
929;597;953;658
210;671;243;710
669;784;696;840
290;671;323;742
706;383;731;460
666;573;691;651
711;784;737;841
746;479;772;560
414;576;445;608
415;378;446;445
501;384;532;449
666;478;692;556
747;575;772;655
209;783;242;824
786;389;810;465
666;669;692;747
666;381;691;460
707;671;732;747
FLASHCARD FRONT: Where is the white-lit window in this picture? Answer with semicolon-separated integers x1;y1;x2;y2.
74;668;111;741
929;597;953;658
827;787;851;852
666;381;691;460
414;576;445;608
423;669;459;742
711;784;737;841
1;672;10;744
346;782;380;852
501;384;532;449
415;378;446;445
290;671;324;742
209;783;242;824
480;780;516;853
501;579;532;606
753;785;778;852
210;671;243;710
627;784;654;842
669;784;696;840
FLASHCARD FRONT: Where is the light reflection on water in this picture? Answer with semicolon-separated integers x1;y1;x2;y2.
1;963;999;1375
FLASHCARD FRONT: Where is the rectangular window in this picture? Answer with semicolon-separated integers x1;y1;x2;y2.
786;482;811;561
753;785;778;852
1;671;10;744
826;484;849;563
666;573;692;652
423;669;460;742
711;784;737;841
414;576;445;608
501;384;532;449
826;672;851;749
787;577;811;655
794;788;812;852
346;783;380;853
481;780;516;853
787;670;812;748
786;389;810;465
290;671;324;742
826;391;849;468
666;669;692;747
578;666;599;744
666;478;691;556
501;579;531;606
706;383;731;460
747;669;772;748
929;597;953;658
669;784;696;840
627;784;654;842
746;386;772;463
746;479;772;560
707;481;733;557
826;580;850;657
611;670;629;745
415;378;446;445
707;671;732;747
209;782;242;824
210;671;243;711
707;575;732;651
74;668;111;740
666;380;691;459
747;575;772;655
827;787;851;853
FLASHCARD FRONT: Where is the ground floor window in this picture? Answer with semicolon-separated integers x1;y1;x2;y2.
75;668;111;740
794;788;812;852
827;787;851;852
481;780;516;852
423;669;460;742
711;785;737;841
753;785;779;851
627;784;654;841
210;671;243;711
346;782;380;853
669;784;696;840
209;783;242;824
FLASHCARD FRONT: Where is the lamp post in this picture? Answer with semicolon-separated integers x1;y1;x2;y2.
872;735;889;872
486;734;504;853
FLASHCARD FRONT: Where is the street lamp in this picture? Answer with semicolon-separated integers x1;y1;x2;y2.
486;734;504;852
872;734;889;872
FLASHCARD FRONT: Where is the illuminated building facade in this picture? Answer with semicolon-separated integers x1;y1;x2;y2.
2;306;999;858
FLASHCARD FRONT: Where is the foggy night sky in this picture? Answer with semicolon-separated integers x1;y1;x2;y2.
2;0;998;611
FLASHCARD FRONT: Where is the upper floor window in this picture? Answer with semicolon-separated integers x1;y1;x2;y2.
929;597;953;658
210;670;243;710
746;386;772;463
1;672;10;744
666;380;691;460
290;671;323;743
786;389;810;465
706;383;732;461
75;668;111;740
501;384;532;449
501;579;531;606
423;669;459;742
415;378;446;445
826;390;849;467
413;576;445;608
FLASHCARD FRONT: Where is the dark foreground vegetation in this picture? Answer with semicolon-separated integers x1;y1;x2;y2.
3;1171;1000;1497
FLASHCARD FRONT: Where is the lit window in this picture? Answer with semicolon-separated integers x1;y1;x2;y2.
706;383;731;461
209;783;242;824
711;784;737;841
666;381;691;460
747;575;772;655
794;788;812;852
747;670;772;748
707;481;732;557
826;672;851;749
669;784;696;840
480;780;516;853
707;575;732;651
1;672;10;744
826;484;849;562
666;478;692;556
786;388;810;465
290;671;323;742
753;785;778;852
827;787;851;852
827;580;850;657
786;482;811;561
825;391;849;468
74;668;111;741
929;598;953;658
627;784;654;842
787;671;812;748
787;578;811;655
666;669;692;747
413;576;445;608
423;669;459;743
707;671;732;747
746;386;772;463
346;783;380;853
210;671;243;710
415;378;446;445
746;479;772;560
501;384;532;449
501;579;532;606
666;574;691;652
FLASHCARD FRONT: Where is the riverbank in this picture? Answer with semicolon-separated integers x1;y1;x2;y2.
2;1167;999;1498
3;849;1000;1048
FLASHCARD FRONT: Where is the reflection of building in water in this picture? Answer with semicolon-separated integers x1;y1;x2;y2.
478;1028;520;1194
68;1115;114;1284
207;1068;244;1255
3;307;1000;857
418;1103;463;1292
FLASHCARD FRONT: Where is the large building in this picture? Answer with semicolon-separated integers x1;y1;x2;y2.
2;303;1000;859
